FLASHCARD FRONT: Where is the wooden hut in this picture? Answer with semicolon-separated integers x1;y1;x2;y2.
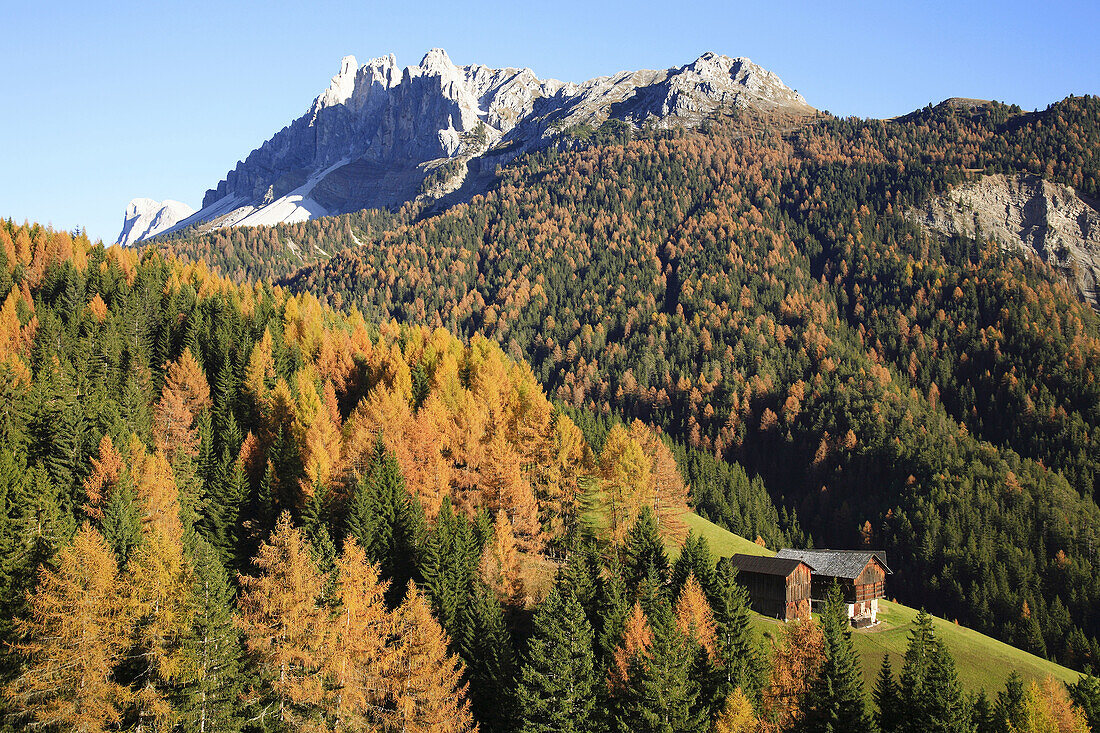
775;549;891;627
727;554;812;621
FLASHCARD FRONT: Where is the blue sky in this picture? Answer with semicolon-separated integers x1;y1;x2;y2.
2;0;1097;244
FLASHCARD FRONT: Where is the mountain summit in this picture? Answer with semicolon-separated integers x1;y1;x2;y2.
121;49;813;243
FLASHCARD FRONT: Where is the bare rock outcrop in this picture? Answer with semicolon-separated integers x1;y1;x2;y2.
115;198;194;246
123;49;814;243
913;174;1100;305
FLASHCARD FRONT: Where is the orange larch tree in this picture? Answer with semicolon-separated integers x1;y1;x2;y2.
386;582;476;733
325;539;394;732
237;513;327;729
152;348;212;458
609;601;654;691
4;524;130;733
83;433;125;521
759;618;825;733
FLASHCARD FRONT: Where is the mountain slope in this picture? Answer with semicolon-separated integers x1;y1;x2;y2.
751;601;1080;694
115;197;193;246
258;95;1100;670
689;513;1080;693
127;49;813;242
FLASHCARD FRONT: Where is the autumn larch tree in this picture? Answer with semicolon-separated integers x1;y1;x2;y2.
385;581;476;733
324;538;394;732
4;524;130;733
152;348;212;459
237;512;327;729
599;424;651;546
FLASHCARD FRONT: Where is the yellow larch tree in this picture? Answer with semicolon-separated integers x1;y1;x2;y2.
293;369;343;494
478;510;526;607
238;513;327;729
599;424;652;546
386;582;476;733
1010;677;1089;733
325;539;395;732
629;419;689;544
125;524;195;731
4;524;130;733
674;573;717;660
713;687;759;733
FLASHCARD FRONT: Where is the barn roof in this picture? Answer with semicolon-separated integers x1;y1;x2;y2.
775;549;892;578
728;554;810;577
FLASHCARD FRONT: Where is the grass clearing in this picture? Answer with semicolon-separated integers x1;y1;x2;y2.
749;599;1081;694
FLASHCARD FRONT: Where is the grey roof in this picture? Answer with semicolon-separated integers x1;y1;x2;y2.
775;549;892;578
728;554;811;577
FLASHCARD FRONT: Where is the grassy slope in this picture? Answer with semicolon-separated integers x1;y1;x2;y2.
678;511;775;558
685;512;1082;693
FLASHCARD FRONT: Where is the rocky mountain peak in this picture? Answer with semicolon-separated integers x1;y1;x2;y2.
115;198;194;246
124;48;815;243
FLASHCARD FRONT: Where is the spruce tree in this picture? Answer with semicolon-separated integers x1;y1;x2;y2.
873;653;901;733
101;482;141;566
709;557;762;701
516;586;598;733
925;634;968;732
420;499;479;635
622;507;669;594
1067;675;1100;732
345;434;423;606
802;583;867;733
899;609;969;733
971;690;996;733
609;594;703;733
177;539;245;733
994;670;1026;733
669;531;714;598
460;584;518;733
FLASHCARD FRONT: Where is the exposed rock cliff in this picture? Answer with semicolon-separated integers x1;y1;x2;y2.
115;198;194;246
126;49;814;242
913;174;1100;305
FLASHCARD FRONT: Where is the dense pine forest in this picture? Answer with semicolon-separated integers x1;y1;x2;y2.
159;96;1100;671
3;95;1100;731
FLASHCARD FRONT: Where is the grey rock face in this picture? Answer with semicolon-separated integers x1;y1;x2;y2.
115;198;194;246
137;49;813;241
913;173;1100;305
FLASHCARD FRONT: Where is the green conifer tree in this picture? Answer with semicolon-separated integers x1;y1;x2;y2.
460;584;517;733
873;653;901;733
802;583;868;732
101;482;141;566
515;586;598;733
669;531;714;599
622;507;669;594
709;557;762;701
177;539;245;733
610;595;703;733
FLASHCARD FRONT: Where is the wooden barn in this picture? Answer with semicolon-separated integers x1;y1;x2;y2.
775;549;891;627
727;554;812;622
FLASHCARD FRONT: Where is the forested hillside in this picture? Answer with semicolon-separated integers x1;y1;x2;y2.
162;95;1100;670
1;205;1098;731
